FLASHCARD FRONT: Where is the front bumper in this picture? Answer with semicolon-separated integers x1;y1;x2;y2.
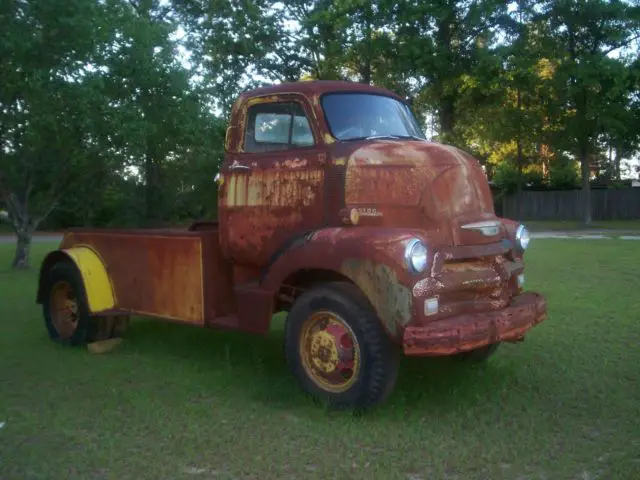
403;292;547;356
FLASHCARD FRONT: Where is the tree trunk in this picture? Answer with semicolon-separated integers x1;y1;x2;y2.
575;76;592;225
614;147;622;180
539;143;552;178
144;150;164;228
1;186;57;270
12;228;33;270
361;6;373;85
435;6;456;142
516;87;523;194
439;95;456;142
579;148;592;226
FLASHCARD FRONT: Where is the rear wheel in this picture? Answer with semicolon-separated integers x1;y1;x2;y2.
42;261;128;346
284;282;399;410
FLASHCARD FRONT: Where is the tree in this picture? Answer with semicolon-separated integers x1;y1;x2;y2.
388;0;511;144
0;0;219;267
103;0;216;226
173;0;302;116
541;0;640;224
457;1;562;193
0;0;116;268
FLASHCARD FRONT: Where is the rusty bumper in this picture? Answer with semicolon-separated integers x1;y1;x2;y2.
403;292;547;356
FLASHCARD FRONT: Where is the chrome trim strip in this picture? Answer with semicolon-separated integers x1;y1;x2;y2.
460;220;502;237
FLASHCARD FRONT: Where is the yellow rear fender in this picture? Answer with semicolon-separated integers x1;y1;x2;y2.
37;246;116;314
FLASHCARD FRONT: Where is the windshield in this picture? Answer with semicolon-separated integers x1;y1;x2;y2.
322;92;426;141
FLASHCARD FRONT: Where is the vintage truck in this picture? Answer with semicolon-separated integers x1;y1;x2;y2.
36;80;547;409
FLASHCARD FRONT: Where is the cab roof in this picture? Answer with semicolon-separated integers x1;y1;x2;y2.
240;80;404;102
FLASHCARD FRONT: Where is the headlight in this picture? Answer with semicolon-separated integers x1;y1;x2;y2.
405;238;428;274
516;224;530;251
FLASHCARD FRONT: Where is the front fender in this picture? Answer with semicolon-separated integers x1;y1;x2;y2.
37;246;116;314
262;227;429;339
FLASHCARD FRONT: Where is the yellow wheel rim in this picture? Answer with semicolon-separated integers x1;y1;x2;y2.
299;311;361;393
50;281;79;339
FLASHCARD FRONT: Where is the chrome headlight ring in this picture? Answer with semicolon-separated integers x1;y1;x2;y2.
404;238;428;274
515;224;530;252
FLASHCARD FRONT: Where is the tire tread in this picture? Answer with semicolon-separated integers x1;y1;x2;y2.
285;281;399;410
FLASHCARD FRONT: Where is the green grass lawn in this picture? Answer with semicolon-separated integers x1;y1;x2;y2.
1;240;639;479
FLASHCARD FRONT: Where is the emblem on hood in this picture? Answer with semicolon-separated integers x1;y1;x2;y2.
461;220;501;237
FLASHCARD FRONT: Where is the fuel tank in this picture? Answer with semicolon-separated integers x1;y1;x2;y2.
333;139;502;246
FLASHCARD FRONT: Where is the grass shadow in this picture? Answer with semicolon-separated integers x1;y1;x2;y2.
116;315;528;417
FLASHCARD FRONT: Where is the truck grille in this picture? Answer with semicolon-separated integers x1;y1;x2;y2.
433;255;522;319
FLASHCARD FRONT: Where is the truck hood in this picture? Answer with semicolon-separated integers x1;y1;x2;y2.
334;139;501;245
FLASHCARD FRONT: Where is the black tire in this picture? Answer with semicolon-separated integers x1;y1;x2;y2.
284;282;400;410
454;343;500;363
42;260;99;346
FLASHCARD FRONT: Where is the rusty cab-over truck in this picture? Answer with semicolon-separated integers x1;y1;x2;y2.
36;80;547;410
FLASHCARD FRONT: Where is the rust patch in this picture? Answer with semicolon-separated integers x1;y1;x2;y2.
324;133;335;144
346;165;422;207
409;245;529;330
246;95;281;106
226;207;304;257
403;292;547;356
224;126;232;151
61;231;206;324
199;229;237;322
280;158;308;169
226;169;322;207
334;140;496;242
339;259;412;337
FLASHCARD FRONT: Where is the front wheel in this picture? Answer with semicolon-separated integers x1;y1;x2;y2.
284;282;399;410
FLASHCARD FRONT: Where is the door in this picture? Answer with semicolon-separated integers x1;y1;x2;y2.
219;95;326;268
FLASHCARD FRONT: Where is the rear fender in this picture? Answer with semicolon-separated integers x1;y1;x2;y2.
37;246;116;314
261;227;428;340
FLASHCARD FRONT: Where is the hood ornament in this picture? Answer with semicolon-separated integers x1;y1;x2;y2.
461;220;501;237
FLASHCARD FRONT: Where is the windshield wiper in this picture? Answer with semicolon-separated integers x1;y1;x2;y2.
364;134;427;142
393;134;427;142
364;135;402;140
340;134;427;142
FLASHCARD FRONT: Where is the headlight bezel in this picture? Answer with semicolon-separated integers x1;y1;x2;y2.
404;238;428;274
515;224;530;252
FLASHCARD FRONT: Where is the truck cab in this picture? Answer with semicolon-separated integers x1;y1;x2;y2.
36;81;547;410
220;81;512;264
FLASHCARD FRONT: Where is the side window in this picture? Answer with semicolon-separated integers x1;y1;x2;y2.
244;101;314;153
292;115;314;146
